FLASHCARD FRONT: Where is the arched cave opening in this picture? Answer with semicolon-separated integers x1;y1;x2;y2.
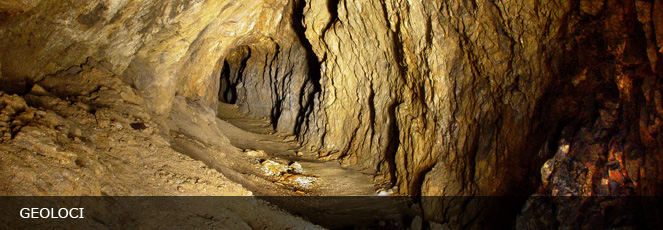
218;61;234;103
214;37;313;136
218;46;251;105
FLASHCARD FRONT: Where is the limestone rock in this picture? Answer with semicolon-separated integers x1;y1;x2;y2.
0;0;296;115
289;162;304;174
409;216;423;230
245;149;267;158
376;191;390;196
279;174;317;190
260;160;289;177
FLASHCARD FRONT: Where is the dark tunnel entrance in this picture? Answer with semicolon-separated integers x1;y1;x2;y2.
214;36;316;135
218;61;235;104
218;46;251;104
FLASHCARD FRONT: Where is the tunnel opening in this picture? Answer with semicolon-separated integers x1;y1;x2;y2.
218;60;234;104
218;46;251;105
214;28;317;135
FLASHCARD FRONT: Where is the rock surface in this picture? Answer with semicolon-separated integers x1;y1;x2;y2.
0;60;322;229
0;0;297;116
299;0;569;200
517;0;663;228
297;0;663;227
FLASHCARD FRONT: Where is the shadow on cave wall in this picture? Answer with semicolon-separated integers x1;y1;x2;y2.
213;0;322;136
218;46;251;104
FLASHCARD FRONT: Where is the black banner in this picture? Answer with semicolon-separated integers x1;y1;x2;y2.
0;196;660;229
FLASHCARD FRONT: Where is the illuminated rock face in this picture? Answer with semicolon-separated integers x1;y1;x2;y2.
0;0;297;115
296;1;663;227
298;0;571;199
1;0;662;228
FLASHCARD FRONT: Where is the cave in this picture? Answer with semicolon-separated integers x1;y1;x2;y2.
1;0;662;229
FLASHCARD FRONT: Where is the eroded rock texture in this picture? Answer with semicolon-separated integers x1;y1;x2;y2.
295;0;663;227
299;0;569;198
219;31;309;133
0;59;323;229
0;0;298;115
517;0;663;228
292;0;572;227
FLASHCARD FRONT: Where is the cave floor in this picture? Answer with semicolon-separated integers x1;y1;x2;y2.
215;102;377;196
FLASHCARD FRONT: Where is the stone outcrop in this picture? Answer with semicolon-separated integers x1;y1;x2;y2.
517;0;663;228
294;0;662;227
299;0;570;199
292;0;572;227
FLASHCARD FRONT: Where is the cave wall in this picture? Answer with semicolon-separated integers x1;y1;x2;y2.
299;0;570;198
549;0;663;197
294;0;663;226
515;0;663;227
0;0;296;115
227;34;310;134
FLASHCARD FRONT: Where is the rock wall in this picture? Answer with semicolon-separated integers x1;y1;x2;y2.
299;0;570;198
518;0;663;228
220;31;310;134
294;0;663;227
0;59;323;229
0;0;295;115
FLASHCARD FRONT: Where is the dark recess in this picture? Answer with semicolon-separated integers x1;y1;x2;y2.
291;0;323;138
218;61;234;103
218;47;251;104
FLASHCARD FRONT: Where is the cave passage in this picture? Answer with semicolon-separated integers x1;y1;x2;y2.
218;46;252;104
218;61;235;103
209;35;415;227
213;94;413;229
0;0;662;229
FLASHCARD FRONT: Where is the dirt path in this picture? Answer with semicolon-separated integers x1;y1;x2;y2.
216;103;377;196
